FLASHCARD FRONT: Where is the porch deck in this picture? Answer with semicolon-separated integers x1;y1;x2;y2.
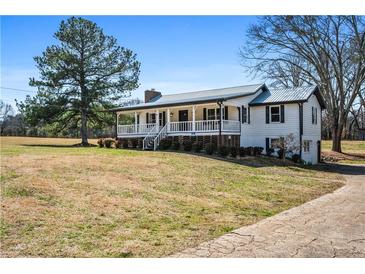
117;120;240;138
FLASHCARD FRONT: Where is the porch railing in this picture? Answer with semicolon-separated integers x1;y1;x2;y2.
117;123;156;135
118;120;240;135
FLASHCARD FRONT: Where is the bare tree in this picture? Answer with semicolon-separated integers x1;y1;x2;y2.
0;100;14;135
240;16;365;152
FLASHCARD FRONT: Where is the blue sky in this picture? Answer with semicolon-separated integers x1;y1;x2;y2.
1;16;259;109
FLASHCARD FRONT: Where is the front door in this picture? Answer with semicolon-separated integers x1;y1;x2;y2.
178;110;189;131
178;110;188;121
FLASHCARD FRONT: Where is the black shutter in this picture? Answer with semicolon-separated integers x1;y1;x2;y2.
203;108;207;120
162;111;166;126
248;107;251;124
280;105;285;123
137;114;140;125
311;107;314;124
265;106;270;124
224;106;228;120
146;112;149;124
266;138;270;153
237;107;241;122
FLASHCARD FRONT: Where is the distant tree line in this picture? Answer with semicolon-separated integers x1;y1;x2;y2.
0;98;141;138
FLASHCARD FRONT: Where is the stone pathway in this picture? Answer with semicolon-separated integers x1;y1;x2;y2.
171;164;365;258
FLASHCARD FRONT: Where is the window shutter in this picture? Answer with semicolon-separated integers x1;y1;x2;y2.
312;107;315;124
137;114;140;125
280;105;285;123
248;107;251;124
162;111;166;125
224;106;228;120
146;112;149;124
203;108;207;120
266;138;270;153
237;107;241;122
265;106;270;124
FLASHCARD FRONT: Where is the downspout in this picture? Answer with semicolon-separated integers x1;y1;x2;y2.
298;103;303;160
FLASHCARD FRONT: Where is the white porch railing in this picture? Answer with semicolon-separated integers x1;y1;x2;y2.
169;121;193;132
118;120;240;136
153;123;168;150
117;123;156;135
222;120;240;131
142;124;158;150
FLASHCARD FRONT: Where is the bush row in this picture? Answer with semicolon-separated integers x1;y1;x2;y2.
158;139;265;159
97;138;139;149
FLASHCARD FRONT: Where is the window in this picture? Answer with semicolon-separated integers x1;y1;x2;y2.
242;106;247;123
270;106;280;122
150;113;156;124
207;109;216;120
303;140;310;152
312;107;318;124
207;108;225;120
270;138;280;149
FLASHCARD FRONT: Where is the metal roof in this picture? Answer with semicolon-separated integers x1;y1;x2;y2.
249;85;325;108
111;83;266;111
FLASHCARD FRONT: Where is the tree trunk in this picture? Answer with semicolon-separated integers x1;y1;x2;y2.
331;125;343;153
80;109;89;146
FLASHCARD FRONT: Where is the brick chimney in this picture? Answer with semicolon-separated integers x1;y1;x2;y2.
144;88;161;103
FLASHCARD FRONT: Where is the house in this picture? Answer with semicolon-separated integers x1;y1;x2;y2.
111;83;325;164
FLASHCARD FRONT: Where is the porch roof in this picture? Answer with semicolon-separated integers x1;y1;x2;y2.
110;83;266;112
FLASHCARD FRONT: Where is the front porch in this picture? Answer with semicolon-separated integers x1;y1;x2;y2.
117;119;240;137
116;103;241;150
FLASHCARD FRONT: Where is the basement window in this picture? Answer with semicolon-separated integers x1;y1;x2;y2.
303;140;311;152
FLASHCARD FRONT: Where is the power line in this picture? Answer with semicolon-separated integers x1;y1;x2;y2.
0;86;38;93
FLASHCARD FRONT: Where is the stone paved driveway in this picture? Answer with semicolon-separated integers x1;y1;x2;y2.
171;164;365;258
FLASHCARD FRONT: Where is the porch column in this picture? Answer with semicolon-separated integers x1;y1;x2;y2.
218;102;223;145
115;112;119;139
155;109;159;132
167;108;171;132
192;105;196;132
134;111;138;133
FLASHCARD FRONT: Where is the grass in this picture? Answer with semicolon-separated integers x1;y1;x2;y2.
0;137;344;257
322;140;365;164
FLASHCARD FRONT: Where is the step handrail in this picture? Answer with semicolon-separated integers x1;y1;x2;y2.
142;124;158;150
153;122;169;151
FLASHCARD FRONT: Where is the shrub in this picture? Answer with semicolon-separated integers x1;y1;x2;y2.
239;147;246;157
245;146;254;156
292;154;301;163
104;138;114;148
230;146;238;158
266;148;274;156
253;146;264;156
172;140;180;150
122;139;129;149
115;139;122;149
131;138;138;149
183;140;192;151
193;141;204;153
218;145;230;157
97;138;104;148
205;143;216;155
159;139;172;150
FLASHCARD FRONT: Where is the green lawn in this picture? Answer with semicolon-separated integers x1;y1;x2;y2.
1;137;344;257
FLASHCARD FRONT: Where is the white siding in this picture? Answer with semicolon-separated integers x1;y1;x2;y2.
240;103;300;150
302;94;322;164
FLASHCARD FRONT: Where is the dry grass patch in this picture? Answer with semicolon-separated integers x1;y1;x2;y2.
322;140;365;164
1;137;344;257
